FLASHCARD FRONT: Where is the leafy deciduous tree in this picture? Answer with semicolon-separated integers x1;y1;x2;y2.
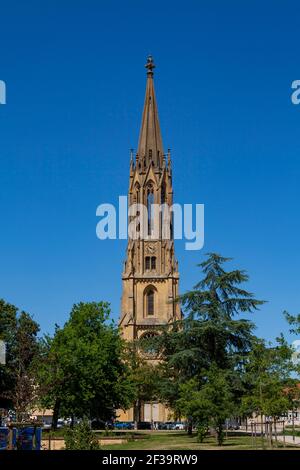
36;302;134;428
0;299;40;420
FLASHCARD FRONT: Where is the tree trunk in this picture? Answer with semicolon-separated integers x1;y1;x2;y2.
260;414;265;449
254;422;257;449
269;421;273;448
216;421;224;446
51;399;60;431
70;414;75;429
133;399;141;430
292;406;295;443
187;418;193;435
274;418;278;447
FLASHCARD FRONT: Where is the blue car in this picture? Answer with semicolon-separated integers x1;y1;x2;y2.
114;421;134;430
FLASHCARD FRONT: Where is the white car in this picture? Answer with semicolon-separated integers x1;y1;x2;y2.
174;422;185;430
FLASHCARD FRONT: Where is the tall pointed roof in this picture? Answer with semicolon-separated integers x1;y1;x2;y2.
137;56;164;169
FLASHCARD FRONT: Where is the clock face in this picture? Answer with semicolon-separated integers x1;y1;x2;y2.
146;243;155;254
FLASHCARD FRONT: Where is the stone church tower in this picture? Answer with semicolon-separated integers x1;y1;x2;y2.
119;57;181;423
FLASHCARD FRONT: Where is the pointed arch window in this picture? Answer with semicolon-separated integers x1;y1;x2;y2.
161;183;166;204
147;289;154;316
151;256;156;270
145;256;150;270
135;182;140;204
144;285;156;317
161;182;168;239
147;185;154;236
145;256;156;271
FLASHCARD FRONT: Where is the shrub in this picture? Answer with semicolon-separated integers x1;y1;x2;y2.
197;424;208;443
64;421;100;450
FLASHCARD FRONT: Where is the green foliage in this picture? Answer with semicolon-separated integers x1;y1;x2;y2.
2;251;299;448
154;253;264;418
284;310;300;335
241;337;296;419
124;342;163;422
177;253;264;371
126;343;162;403
64;420;100;450
197;424;208;443
177;366;235;445
36;302;135;425
0;299;40;417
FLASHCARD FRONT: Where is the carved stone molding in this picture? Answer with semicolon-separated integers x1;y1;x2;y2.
145;242;156;255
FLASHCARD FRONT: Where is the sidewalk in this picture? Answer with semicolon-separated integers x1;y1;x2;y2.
277;434;300;446
237;428;300;447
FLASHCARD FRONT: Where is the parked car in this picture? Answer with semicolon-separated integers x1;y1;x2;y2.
126;421;135;430
91;419;106;430
224;421;240;430
114;421;134;430
42;423;52;430
174;422;186;430
137;421;152;430
91;419;114;430
228;423;240;430
157;422;167;430
164;421;176;430
57;419;64;429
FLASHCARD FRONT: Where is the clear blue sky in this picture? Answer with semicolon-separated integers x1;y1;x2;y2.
1;1;300;342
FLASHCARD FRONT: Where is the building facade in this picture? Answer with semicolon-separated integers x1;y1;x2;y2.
118;57;181;423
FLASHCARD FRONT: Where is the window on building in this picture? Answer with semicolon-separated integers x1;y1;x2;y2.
136;209;140;233
140;331;158;357
151;256;156;270
147;187;154;236
145;257;150;270
161;183;166;204
135;183;140;204
147;289;154;315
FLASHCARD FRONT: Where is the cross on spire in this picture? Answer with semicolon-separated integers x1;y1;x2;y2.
145;55;155;76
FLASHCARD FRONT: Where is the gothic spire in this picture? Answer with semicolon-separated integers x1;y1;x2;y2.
137;56;164;169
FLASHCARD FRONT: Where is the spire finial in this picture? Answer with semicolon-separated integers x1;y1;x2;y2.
167;149;171;168
130;148;134;164
145;55;155;76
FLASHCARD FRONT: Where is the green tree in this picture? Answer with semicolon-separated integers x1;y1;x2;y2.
36;302;135;428
154;253;264;415
64;420;100;450
284;311;300;335
0;299;40;419
281;311;300;441
125;341;163;426
176;366;234;445
175;379;210;440
241;337;295;447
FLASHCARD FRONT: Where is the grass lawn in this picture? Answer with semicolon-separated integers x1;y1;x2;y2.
282;426;300;437
100;431;300;451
